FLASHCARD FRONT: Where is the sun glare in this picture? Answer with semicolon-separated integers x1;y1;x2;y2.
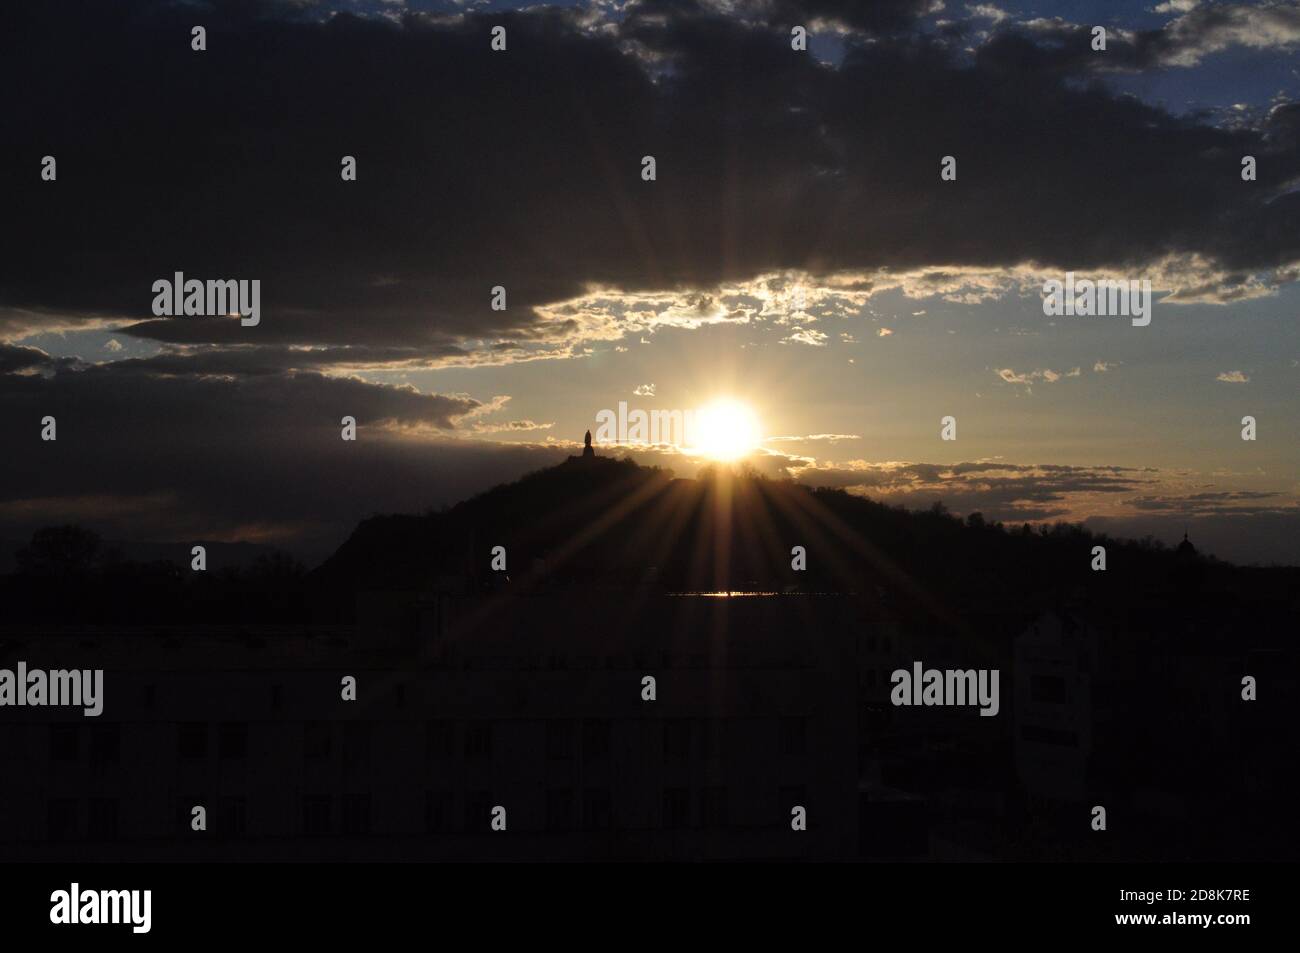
692;398;761;461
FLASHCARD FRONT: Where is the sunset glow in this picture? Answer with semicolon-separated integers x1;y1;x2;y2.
691;399;761;461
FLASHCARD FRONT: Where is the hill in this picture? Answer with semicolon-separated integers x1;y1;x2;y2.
4;454;1298;630
309;454;1300;634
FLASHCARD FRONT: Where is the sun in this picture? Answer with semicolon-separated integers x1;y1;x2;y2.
691;398;761;461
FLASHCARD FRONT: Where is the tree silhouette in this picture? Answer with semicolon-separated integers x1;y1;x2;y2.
16;525;102;577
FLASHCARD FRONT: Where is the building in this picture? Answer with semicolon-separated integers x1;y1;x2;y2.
0;591;868;861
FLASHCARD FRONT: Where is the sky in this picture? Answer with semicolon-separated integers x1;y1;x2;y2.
2;0;1299;565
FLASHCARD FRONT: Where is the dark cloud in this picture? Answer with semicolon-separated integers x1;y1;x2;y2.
790;459;1156;518
473;418;554;432
779;454;1300;563
0;360;481;440
0;361;537;557
2;0;1297;363
1128;489;1291;513
770;0;937;34
0;343;69;374
633;0;938;37
107;344;471;375
974;3;1300;75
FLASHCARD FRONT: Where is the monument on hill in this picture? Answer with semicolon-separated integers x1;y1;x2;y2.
566;429;599;464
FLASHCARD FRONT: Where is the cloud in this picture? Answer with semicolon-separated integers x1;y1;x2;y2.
2;0;1297;371
995;366;1079;389
88;344;480;377
1146;1;1300;68
633;383;656;396
708;0;941;35
967;4;1010;24
765;433;862;444
1216;369;1251;382
988;3;1300;72
0;359;549;558
786;458;1161;520
470;419;556;434
587;259;1297;340
781;328;829;346
778;457;1297;559
0;343;89;376
1128;488;1282;512
0;343;62;374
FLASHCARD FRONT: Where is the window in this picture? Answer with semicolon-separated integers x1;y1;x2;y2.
89;724;121;769
546;720;576;761
219;797;248;838
546;789;575;831
780;717;807;757
696;719;721;761
464;722;493;760
425;791;452;833
701;787;727;828
50;725;78;761
341;794;372;835
582;719;611;762
662;788;690;829
583;788;612;830
1031;674;1068;705
48;798;78;842
464;791;491;831
219;722;248;759
426;720;455;760
663;719;691;764
1020;725;1078;746
302;796;332;835
177;722;207;759
88;798;119;841
341;723;371;768
304;722;332;760
270;684;283;711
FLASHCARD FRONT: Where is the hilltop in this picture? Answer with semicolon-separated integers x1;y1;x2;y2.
4;455;1298;630
309;454;1300;630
